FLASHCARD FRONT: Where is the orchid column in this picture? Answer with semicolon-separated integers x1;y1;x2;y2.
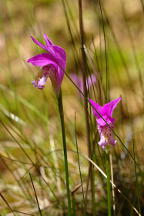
27;34;72;215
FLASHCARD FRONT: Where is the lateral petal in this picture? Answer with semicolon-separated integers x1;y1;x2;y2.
27;53;57;67
102;97;121;117
31;36;47;51
89;99;102;118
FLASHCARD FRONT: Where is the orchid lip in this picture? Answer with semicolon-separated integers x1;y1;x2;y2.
32;76;47;89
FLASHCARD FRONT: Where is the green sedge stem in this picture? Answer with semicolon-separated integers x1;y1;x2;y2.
57;89;72;216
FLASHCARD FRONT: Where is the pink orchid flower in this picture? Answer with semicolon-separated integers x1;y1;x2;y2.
27;34;66;93
70;73;96;93
89;97;121;149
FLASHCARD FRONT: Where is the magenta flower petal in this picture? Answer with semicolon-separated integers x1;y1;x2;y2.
27;34;66;93
96;115;115;127
70;73;96;93
32;75;48;89
31;36;48;51
48;66;64;92
70;74;83;91
89;97;121;149
98;126;117;149
27;53;57;67
86;74;96;89
31;35;66;66
89;97;121;126
101;97;122;117
89;99;102;118
52;45;66;65
43;34;53;46
31;35;55;57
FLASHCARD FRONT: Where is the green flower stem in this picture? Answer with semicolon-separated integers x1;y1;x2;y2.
57;89;72;216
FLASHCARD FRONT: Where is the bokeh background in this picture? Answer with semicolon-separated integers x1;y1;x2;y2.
0;0;144;215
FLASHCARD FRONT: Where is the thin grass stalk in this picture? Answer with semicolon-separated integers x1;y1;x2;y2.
11;210;35;216
140;0;144;14
106;152;112;216
40;174;64;208
97;0;109;102
63;0;79;37
57;89;72;216
0;156;34;207
71;195;77;216
61;0;79;71
95;3;135;92
110;153;116;215
120;0;144;105
0;121;33;163
41;148;142;216
49;134;63;196
82;153;141;216
29;173;42;216
74;113;86;216
132;139;141;214
78;0;95;214
0;192;16;216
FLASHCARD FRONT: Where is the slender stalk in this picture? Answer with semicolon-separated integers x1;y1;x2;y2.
110;153;116;215
57;89;72;216
72;195;76;216
78;0;95;214
106;152;112;216
0;192;16;216
29;173;42;216
74;113;86;216
97;0;109;102
132;139;141;214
